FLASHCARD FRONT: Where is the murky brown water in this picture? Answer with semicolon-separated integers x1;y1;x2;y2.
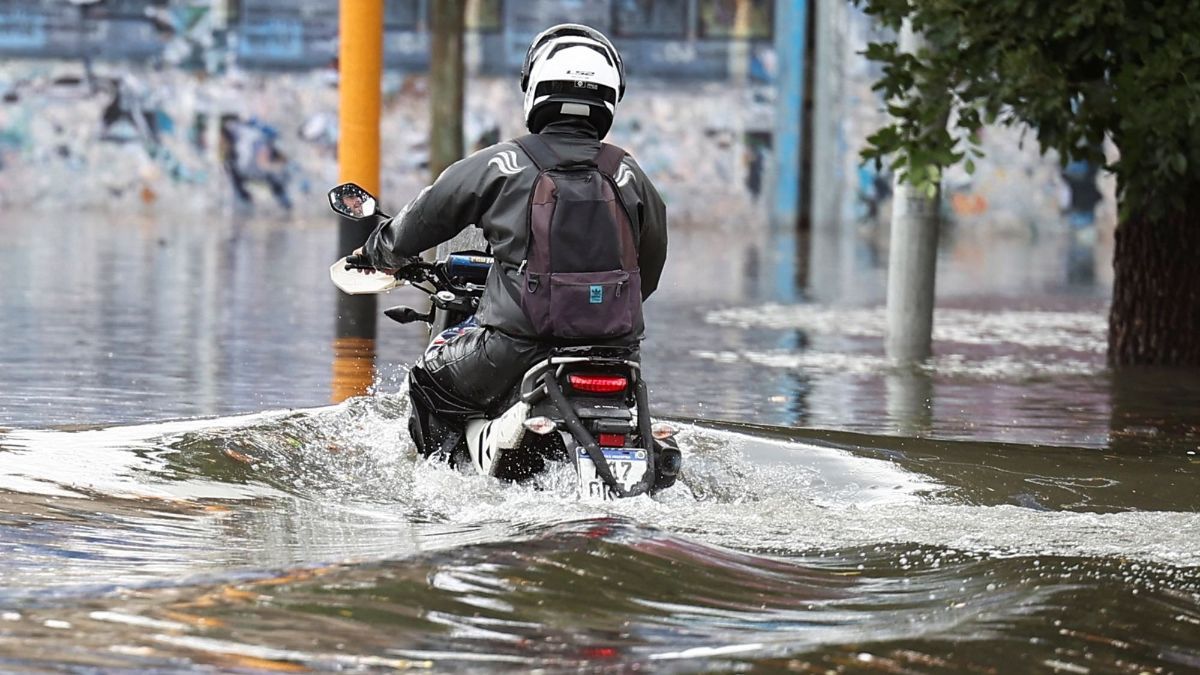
1;210;1198;672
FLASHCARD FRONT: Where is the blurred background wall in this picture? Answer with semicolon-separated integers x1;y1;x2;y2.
0;0;777;227
0;0;1113;275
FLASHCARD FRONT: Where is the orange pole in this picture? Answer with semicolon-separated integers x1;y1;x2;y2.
338;0;383;192
332;0;383;402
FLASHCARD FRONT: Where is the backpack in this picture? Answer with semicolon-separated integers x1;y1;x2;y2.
513;134;642;340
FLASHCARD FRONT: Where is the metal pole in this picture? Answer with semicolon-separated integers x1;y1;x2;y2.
769;0;808;302
884;21;940;362
728;0;752;84
332;0;383;403
806;0;842;302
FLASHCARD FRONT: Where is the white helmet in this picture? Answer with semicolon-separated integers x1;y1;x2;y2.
520;24;625;138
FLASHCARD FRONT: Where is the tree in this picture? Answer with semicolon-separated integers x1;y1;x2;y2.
855;0;1200;366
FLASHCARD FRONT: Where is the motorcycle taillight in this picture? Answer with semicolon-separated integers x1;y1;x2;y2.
568;373;627;394
598;433;626;447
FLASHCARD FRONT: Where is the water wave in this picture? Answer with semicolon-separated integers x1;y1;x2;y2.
3;401;1199;671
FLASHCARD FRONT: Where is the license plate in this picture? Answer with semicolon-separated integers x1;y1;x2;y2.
577;447;648;500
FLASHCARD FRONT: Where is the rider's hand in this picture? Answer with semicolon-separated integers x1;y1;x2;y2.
395;257;425;282
345;247;398;275
344;247;372;271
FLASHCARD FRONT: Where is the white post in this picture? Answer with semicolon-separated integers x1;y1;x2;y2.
885;21;940;362
885;368;933;435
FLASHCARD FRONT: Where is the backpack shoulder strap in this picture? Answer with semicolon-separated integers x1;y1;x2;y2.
595;143;638;270
595;143;626;178
512;134;561;171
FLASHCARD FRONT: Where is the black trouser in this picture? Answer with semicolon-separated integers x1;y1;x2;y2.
418;325;551;413
405;325;549;457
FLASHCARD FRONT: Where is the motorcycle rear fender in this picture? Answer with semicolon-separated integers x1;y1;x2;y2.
573;400;634;420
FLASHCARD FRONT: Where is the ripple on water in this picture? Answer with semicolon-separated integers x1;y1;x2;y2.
705;304;1108;354
0;518;1196;672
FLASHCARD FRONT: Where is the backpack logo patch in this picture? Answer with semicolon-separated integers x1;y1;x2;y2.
488;150;523;176
589;285;604;304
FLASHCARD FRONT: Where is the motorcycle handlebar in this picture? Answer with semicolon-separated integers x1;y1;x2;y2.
388;254;493;289
396;259;433;283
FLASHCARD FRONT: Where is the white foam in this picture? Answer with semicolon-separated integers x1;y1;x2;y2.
705;305;1107;353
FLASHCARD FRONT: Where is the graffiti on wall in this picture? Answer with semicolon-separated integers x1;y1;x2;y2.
0;62;776;227
0;0;793;230
0;0;782;224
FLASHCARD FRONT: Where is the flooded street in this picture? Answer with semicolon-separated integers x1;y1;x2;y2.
1;210;1198;672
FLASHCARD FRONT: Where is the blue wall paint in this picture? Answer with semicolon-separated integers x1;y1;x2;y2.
769;0;807;301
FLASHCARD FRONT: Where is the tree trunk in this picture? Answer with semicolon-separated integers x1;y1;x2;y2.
428;0;465;181
429;0;481;261
1108;199;1200;366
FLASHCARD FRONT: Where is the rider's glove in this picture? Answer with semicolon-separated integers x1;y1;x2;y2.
396;257;426;282
344;251;374;271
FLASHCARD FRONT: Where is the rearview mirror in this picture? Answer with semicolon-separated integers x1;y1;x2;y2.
328;182;378;219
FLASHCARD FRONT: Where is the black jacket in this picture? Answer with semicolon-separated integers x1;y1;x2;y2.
364;120;668;339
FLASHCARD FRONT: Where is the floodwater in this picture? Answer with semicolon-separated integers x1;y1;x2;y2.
1;209;1198;672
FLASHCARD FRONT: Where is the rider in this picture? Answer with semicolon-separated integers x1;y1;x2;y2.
352;24;667;450
340;191;365;217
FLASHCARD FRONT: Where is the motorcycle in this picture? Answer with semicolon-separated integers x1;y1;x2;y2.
326;183;682;500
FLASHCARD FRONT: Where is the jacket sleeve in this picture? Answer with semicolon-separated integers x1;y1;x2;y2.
627;157;668;300
363;150;497;270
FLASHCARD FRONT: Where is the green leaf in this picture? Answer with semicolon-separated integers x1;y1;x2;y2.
856;0;1200;206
